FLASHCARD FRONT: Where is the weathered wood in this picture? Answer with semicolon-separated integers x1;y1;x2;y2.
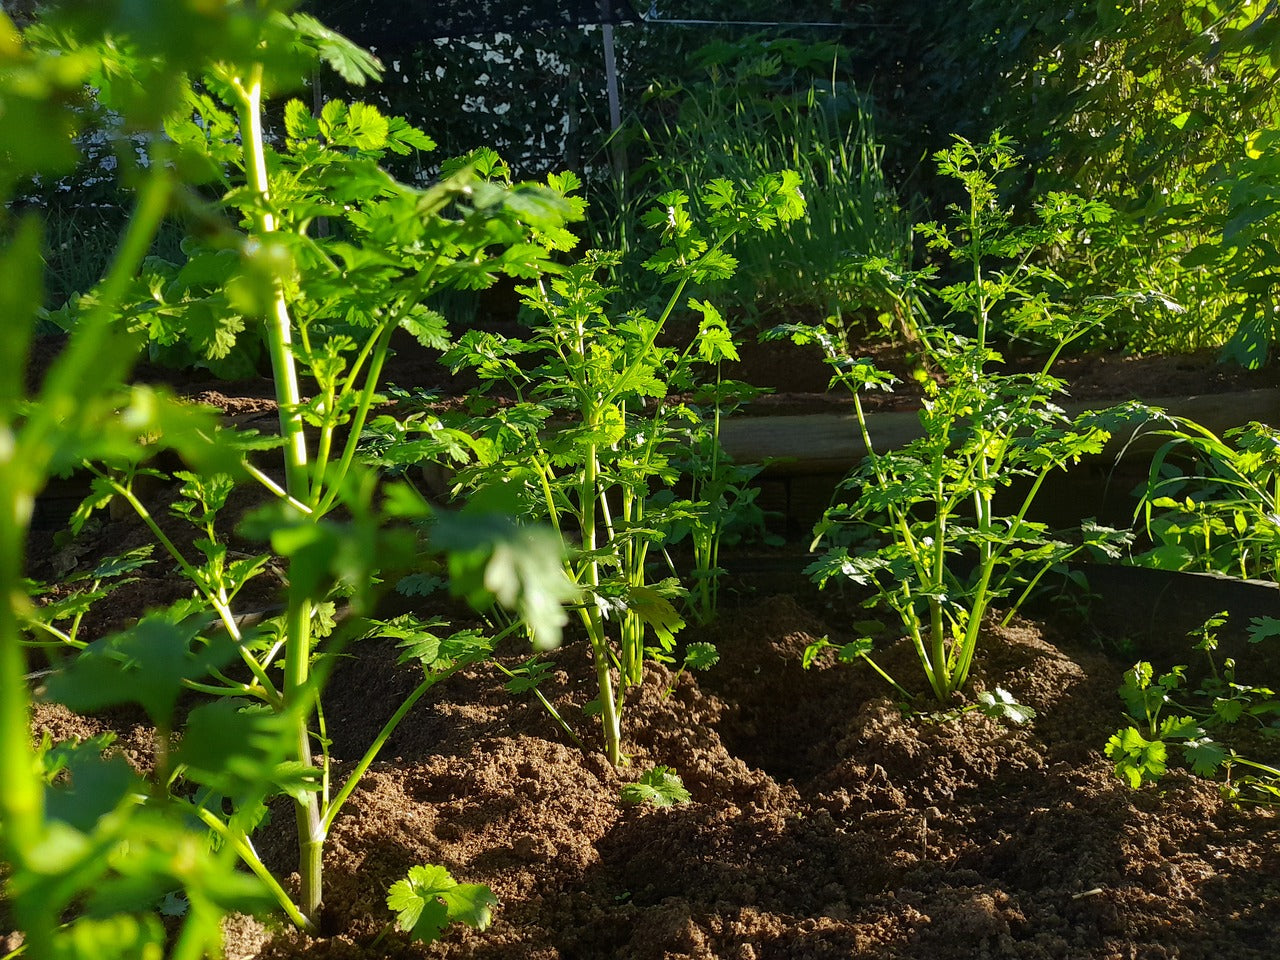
720;388;1280;475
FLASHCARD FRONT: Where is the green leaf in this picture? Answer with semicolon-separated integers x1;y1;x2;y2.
976;687;1037;725
620;766;691;808
45;750;141;833
1105;726;1168;788
283;99;320;140
290;12;383;85
801;637;833;670
345;101;390;150
504;658;555;694
433;503;575;650
1183;738;1228;777
175;700;312;816
1248;617;1280;644
836;638;874;662
1158;714;1203;740
49;914;166;960
682;642;719;671
396;573;445;597
626;584;686;649
45;617;232;727
91;547;156;580
386;864;497;945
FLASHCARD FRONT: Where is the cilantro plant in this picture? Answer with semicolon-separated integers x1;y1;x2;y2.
774;134;1138;705
432;175;803;765
621;766;692;808
1107;614;1280;803
12;0;580;939
1137;419;1280;582
0;4;338;956
383;864;497;947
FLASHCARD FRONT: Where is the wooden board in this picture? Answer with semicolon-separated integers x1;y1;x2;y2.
720;388;1280;476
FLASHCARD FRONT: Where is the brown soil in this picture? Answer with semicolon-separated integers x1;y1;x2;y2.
22;593;1280;960
14;336;1280;958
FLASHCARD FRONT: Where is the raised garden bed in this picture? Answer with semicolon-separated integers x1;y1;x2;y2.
13;351;1280;959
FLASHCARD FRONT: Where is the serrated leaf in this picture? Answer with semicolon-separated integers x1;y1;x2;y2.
283;99;319;140
91;546;156;580
45;617;232;726
396;573;445;597
386;864;497;945
836;637;874;662
1183;737;1228;777
346;101;390;150
626;584;686;648
433;505;574;650
620;766;691;807
1158;714;1203;740
1106;726;1168;788
976;687;1037;724
682;642;719;671
504;658;553;694
291;12;383;85
1248;617;1280;644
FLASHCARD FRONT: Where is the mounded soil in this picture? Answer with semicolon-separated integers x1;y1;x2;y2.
12;335;1280;958
23;590;1280;960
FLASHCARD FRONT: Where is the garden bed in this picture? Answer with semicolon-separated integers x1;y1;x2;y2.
16;339;1280;959
24;589;1280;959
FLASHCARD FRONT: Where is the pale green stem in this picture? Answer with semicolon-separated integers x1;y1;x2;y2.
324;656;473;833
580;437;623;766
242;457;312;514
314;319;397;514
91;469;281;706
233;67;310;504
188;803;312;931
235;60;324;926
1;168;173;957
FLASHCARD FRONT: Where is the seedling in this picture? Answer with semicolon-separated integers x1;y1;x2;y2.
384;865;497;946
621;766;692;807
1107;613;1280;801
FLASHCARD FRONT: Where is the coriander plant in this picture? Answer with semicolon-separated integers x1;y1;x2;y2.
1107;613;1280;803
18;0;577;937
776;134;1139;705
431;175;804;765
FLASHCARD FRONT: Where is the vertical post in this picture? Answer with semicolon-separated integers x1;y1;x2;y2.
600;2;625;183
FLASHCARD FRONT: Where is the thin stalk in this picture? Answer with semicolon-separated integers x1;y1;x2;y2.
1;168;173;957
187;802;312;931
951;559;997;693
233;66;310;504
314;319;397;514
242;459;312;514
324;662;459;831
580;436;623;765
858;652;915;701
0;475;52;957
91;470;282;707
492;660;586;750
236;60;324;926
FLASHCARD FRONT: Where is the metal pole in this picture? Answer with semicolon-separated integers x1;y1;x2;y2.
600;2;625;182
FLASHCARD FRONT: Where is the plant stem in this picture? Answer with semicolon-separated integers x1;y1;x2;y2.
236;60;324;926
235;66;310;503
187;802;313;931
580;434;623;765
324;660;464;833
